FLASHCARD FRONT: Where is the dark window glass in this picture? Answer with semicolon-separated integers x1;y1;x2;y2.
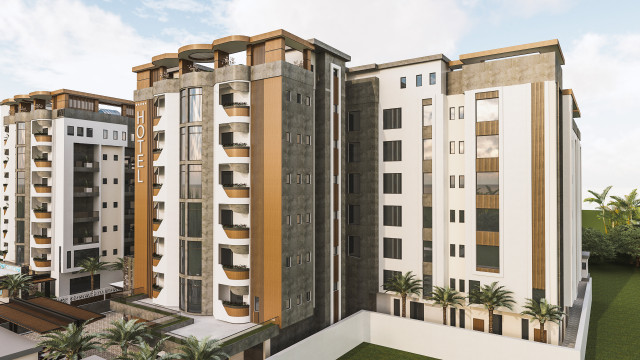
348;236;361;258
187;241;202;276
450;244;456;257
15;246;24;264
477;135;499;158
348;205;360;225
348;142;360;162
87;128;93;137
460;309;466;328
477;172;499;195
70;275;99;294
16;196;24;218
179;277;185;310
17;172;25;193
416;74;422;87
477;209;499;232
423;241;432;262
476;98;499;122
450;278;456;290
459;279;466;293
187;203;202;237
67;125;74;136
180;165;186;199
469;280;480;294
383;270;401;290
77;127;84;136
383;141;402;161
423;275;432;296
179;240;185;274
522;319;529;340
188;164;202;199
383;108;402;129
297;93;302;104
16;221;24;243
348;173;360;194
459;245;465;258
423;173;432;194
67;251;71;269
450;307;456;326
73;248;99;266
383;238;402;259
459;210;465;223
179;203;185;237
429;72;436;85
450;210;455;222
423;207;432;228
383;206;402;226
410;301;424;320
187;279;202;313
477;245;500;269
400;77;406;89
492;314;503;335
383;173;402;194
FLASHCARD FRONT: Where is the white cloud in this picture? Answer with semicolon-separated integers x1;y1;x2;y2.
563;33;640;207
493;0;575;17
0;0;176;100
212;0;471;66
136;0;217;22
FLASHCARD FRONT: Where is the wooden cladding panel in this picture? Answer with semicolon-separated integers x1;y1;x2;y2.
333;149;339;176
422;126;432;139
422;194;432;207
423;160;432;173
264;38;285;63
476;120;499;136
531;82;546;290
333;255;339;283
333;113;339;141
476;195;499;209
422;228;432;241
333;219;339;247
476;91;499;100
333;290;340;323
333;183;339;211
476;158;499;172
476;231;499;246
137;70;151;90
422;98;432;106
476;266;500;274
333;76;339;105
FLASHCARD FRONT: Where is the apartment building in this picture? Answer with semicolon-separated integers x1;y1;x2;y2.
0;90;135;297
344;40;583;345
132;30;350;354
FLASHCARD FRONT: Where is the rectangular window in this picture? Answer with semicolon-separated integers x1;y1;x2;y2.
477;172;499;195
187;241;202;276
113;130;117;140
476;98;499;122
383;206;402;226
460;309;466;328
450;175;455;188
17;147;25;169
348;111;360;132
187;279;202;313
187;165;202;199
416;74;422;87
179;203;185;237
459;210;465;223
113;178;118;184
296;214;301;224
103;154;107;161
383;141;402;161
450;278;456;290
383;108;402;129
450;308;457;327
469;280;480;294
179;278;185;310
305;96;310;106
187;203;202;237
459;106;465;119
450;244;456;257
348;173;360;194
305;174;311;184
305;135;311;145
284;132;290;142
400;77;406;89
410;301;424;321
16;221;24;243
459;141;465;154
449;107;455;120
450;210;456;222
87;128;93;137
423;139;432;160
459;279;466;293
114;154;118;161
67;125;74;136
188;88;203;123
296;134;301;144
477;245;500;269
16;196;24;218
180;165;186;198
348;205;360;225
17;123;25;144
122;131;126;141
522;319;529;340
477;208;499;232
285;90;291;102
383;238;402;259
459;245;465;258
296;174;301;184
254;297;260;312
180;127;187;161
306;291;311;301
67;251;71;269
113;202;118;208
459;175;465;188
383;173;402;194
383;270;402;290
348;236;361;257
423;274;433;296
423;207;432;229
449;141;455;154
179;240;185;274
423;173;432;194
188;126;202;160
77;127;84;136
103;129;108;139
477;135;499;158
429;72;436;85
296;93;302;104
348;142;360;162
113;225;118;231
422;105;433;126
423;241;433;262
16;172;25;194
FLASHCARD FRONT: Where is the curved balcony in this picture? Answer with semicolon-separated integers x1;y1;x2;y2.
223;104;250;117
2;160;7;169
223;185;249;198
3;206;8;215
223;225;249;239
222;302;250;317
223;144;250;157
153;184;162;196
152;253;162;267
34;160;52;168
34;134;52;144
33;210;51;219
223;266;249;280
153;148;163;161
33;259;52;270
153;117;161;127
2;230;7;239
33;235;52;245
152;287;162;298
153;218;163;231
34;184;52;194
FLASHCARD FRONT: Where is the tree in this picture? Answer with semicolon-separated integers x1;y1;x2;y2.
110;257;126;272
428;286;465;325
609;189;640;226
612;225;640;267
39;321;101;360
382;271;422;318
582;227;615;263
99;318;153;359
176;336;228;360
118;337;178;360
0;273;32;298
584;186;613;233
77;257;109;290
521;298;564;343
468;281;515;334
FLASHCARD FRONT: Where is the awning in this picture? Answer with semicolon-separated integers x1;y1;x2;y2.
0;297;104;333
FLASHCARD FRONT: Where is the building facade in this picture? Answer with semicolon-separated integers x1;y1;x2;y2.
344;40;583;345
132;30;350;353
0;90;135;297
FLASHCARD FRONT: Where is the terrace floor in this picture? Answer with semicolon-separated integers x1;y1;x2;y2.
338;343;439;360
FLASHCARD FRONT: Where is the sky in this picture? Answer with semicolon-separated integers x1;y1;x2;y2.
0;0;638;207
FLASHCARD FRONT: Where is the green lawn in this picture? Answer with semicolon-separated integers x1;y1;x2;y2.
586;263;640;360
583;209;606;232
338;342;439;360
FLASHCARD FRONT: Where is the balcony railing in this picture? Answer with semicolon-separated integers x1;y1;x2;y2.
74;161;100;171
33;258;51;268
223;184;249;198
73;235;99;245
222;265;250;280
33;235;52;245
33;184;52;194
73;211;99;223
73;186;99;197
223;143;250;157
33;209;52;219
153;218;163;231
223;225;249;239
34;159;52;168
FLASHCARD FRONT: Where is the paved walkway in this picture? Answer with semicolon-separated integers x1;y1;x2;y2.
561;278;588;348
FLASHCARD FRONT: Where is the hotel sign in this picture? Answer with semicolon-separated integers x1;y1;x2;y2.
135;102;146;183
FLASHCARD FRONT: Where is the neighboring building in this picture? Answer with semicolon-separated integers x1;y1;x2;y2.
0;90;135;297
131;30;350;354
0;326;41;360
344;40;584;345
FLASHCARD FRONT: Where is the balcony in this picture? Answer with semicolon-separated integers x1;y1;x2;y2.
73;235;99;246
74;161;100;172
153;184;162;196
34;134;52;143
153;148;162;161
124;208;134;220
73;186;99;197
3;206;8;215
223;103;250;117
34;184;52;194
125;185;134;196
33;258;51;268
223;225;249;239
223;144;250;157
73;211;99;223
222;301;250;317
34;159;52;168
33;209;51;219
152;253;162;267
223;265;250;280
153;117;161;127
33;235;52;245
2;159;7;169
223;184;249;198
153;218;163;231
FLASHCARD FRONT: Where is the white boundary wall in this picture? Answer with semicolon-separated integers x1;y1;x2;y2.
271;279;591;360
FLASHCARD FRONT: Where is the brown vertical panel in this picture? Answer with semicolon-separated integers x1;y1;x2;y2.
333;291;339;322
333;148;339;176
333;219;339;247
333;183;339;211
531;82;545;290
250;80;265;322
476;121;500;136
476;195;499;209
333;255;339;283
265;38;285;63
333;76;339;105
475;91;499;100
476;158;499;172
333;113;339;141
252;43;265;66
475;231;500;246
133;100;154;296
422;126;432;139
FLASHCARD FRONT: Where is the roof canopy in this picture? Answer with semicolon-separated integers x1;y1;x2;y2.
0;297;104;333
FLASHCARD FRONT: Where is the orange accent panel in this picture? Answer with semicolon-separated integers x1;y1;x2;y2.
224;268;250;280
333;113;339;141
333;149;339;176
224;107;250;117
223;188;250;198
224;147;250;157
476;231;499;246
224;305;250;317
531;82;545;290
333;219;339;247
224;228;250;239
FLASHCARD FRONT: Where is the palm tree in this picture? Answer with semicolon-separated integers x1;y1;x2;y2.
584;185;612;233
521;298;564;343
428;286;465;325
77;257;109;290
99;318;153;358
0;273;32;298
382;271;422;318
110;257;126;272
176;336;228;360
468;281;515;334
609;189;640;225
39;321;101;360
124;337;179;360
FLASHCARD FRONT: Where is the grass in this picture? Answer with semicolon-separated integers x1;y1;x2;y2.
338;342;439;360
583;210;606;232
586;263;640;360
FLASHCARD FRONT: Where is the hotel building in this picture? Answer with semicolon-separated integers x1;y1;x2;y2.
0;90;135;297
344;40;583;345
132;30;350;353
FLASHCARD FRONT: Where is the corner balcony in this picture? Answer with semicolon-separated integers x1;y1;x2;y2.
223;103;250;117
153;148;163;161
152;253;163;267
73;235;99;246
33;209;52;219
32;258;52;271
33;184;52;195
33;133;52;144
33;235;52;245
74;161;100;172
223;265;250;280
222;301;250;317
153;183;162;196
74;186;99;197
153;218;163;231
223;184;249;198
223;225;249;239
34;159;52;168
223;143;250;157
